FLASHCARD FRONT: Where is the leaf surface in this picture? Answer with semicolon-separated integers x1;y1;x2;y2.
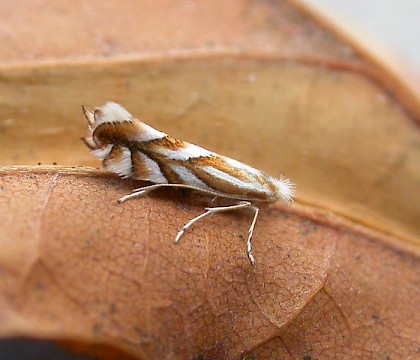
0;167;418;359
0;0;419;359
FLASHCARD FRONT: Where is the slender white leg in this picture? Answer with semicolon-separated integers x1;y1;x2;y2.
246;206;259;266
174;210;214;243
118;184;261;265
118;183;224;203
175;201;260;266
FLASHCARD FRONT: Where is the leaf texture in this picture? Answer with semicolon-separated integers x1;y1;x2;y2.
0;168;418;359
0;0;419;359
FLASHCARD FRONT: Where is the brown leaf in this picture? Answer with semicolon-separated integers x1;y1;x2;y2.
0;0;419;359
0;167;419;359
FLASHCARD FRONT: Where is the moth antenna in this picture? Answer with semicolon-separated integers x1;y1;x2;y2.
80;136;97;150
81;104;95;130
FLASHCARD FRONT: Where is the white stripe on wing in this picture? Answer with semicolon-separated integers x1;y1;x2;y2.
170;165;213;191
156;143;214;161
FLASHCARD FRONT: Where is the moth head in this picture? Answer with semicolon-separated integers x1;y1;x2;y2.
81;102;133;150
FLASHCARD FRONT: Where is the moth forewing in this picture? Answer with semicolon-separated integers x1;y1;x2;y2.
82;102;295;265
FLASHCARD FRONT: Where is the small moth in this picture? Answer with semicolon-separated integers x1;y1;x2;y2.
82;102;295;265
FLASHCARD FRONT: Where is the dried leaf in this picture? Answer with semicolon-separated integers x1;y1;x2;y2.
0;0;419;359
0;167;418;359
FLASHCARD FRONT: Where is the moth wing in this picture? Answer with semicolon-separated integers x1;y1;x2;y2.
131;151;168;184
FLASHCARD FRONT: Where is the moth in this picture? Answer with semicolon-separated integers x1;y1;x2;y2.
82;102;295;265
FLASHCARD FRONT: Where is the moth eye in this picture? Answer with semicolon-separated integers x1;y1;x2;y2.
93;109;103;123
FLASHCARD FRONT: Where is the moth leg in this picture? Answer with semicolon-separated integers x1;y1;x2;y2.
246;205;260;266
118;183;226;203
118;184;161;203
210;195;220;205
174;210;214;243
175;201;260;266
118;183;205;203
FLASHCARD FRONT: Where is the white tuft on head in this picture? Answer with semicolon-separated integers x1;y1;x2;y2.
94;102;132;126
276;176;295;204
